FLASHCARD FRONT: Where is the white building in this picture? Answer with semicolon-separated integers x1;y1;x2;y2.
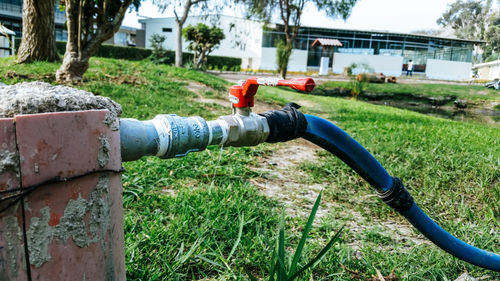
104;26;138;47
0;23;14;57
139;15;481;80
473;60;500;80
139;15;263;69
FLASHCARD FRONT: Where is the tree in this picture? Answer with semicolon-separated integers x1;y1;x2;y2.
182;23;225;69
153;0;216;68
437;0;492;40
237;0;357;78
55;0;141;82
483;13;500;61
149;33;169;64
17;0;59;63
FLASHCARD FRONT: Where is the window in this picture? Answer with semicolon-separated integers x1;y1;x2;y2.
162;28;172;32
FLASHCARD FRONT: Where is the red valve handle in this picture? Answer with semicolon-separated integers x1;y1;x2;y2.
229;77;315;108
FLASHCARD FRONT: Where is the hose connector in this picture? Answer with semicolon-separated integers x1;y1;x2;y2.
377;177;414;212
259;103;307;143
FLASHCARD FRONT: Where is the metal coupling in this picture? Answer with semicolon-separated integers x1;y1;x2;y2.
218;107;270;147
152;114;228;159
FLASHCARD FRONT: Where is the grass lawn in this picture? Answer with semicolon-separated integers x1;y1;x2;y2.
1;57;499;280
314;80;500;101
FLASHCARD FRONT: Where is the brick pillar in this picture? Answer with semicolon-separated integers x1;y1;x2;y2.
0;110;125;281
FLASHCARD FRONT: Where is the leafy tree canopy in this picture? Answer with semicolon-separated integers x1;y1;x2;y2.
182;23;225;69
437;0;492;40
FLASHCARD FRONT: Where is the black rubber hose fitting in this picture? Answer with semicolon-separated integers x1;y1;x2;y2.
377;177;414;212
259;103;308;143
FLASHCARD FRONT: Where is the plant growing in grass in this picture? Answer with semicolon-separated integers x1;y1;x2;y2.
246;191;343;281
149;33;169;64
182;24;225;70
348;63;372;99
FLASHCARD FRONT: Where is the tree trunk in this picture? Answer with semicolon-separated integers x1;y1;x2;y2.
17;0;59;63
56;0;87;82
56;0;131;82
56;51;91;82
195;51;206;69
175;21;183;67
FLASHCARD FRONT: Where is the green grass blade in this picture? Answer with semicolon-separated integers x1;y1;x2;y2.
286;226;344;281
176;238;202;266
269;250;278;281
194;254;226;269
277;210;286;280
289;191;322;275
227;213;244;261
245;269;259;281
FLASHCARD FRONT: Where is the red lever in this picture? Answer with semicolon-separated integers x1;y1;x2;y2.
229;77;316;108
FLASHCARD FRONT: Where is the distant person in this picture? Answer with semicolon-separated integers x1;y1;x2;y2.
406;60;414;77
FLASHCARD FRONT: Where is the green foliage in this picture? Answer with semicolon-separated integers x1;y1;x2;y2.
182;23;225;69
206;56;241;71
483;13;500;60
437;0;492;40
94;44;152;60
347;63;372;99
149;33;169;64
276;40;293;78
14;39;152;61
246;192;343;281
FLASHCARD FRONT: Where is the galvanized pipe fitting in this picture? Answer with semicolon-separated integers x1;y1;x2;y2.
120;110;269;162
120;115;229;161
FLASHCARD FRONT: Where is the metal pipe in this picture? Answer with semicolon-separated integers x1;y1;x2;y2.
120;112;269;162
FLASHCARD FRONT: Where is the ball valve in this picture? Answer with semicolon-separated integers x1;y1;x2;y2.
119;77;316;161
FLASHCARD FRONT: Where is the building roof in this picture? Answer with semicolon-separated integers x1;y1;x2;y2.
293;25;484;44
473;59;500;68
0;24;15;36
311;38;342;47
137;14;483;44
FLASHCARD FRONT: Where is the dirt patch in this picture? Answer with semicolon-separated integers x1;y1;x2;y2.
185;82;216;95
344;211;430;251
195;97;231;108
109;74;147;86
5;71;55;82
250;140;326;218
293;99;317;109
249;139;429;249
253;101;282;113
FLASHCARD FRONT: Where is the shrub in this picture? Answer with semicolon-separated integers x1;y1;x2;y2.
276;40;293;78
14;38;239;69
182;24;225;69
149;34;169;64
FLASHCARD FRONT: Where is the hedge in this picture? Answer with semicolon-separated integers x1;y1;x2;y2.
13;38;241;70
14;39;152;60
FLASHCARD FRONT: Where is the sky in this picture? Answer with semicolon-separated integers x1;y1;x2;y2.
123;0;470;34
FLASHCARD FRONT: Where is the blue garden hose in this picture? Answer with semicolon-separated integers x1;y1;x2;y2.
302;114;500;272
